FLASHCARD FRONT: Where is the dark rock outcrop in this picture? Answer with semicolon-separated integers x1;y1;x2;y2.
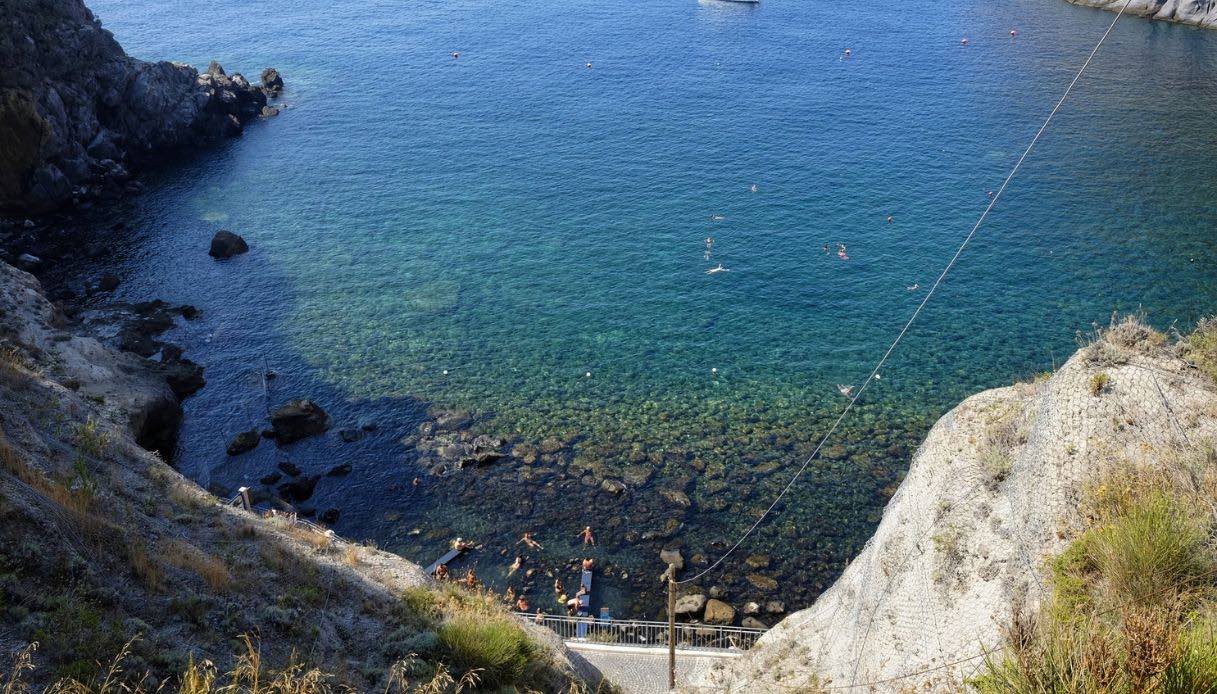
270;399;330;443
0;0;285;212
208;230;248;258
226;430;260;456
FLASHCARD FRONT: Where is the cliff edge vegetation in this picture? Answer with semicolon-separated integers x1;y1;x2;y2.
696;316;1217;692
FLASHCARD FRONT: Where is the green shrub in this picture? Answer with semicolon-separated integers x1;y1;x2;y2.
437;615;537;688
1090;372;1111;396
1084;492;1210;608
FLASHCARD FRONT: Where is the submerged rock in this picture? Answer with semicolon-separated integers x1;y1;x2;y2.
226;430;260;456
271;399;330;443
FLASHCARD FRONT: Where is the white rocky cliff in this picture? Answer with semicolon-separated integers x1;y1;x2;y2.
695;322;1217;691
1069;0;1217;28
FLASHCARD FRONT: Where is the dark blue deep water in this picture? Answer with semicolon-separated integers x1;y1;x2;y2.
74;0;1217;616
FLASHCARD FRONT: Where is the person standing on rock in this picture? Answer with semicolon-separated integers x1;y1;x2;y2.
578;525;596;546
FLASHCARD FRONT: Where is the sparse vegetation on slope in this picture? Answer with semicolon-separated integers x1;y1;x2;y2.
974;444;1217;692
0;261;589;692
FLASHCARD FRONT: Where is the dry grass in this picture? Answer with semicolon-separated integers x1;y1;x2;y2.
1183;317;1217;383
1089;372;1111;397
975;440;1217;693
161;539;233;593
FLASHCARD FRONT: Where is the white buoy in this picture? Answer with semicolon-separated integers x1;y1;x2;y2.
711;367;718;374
442;369;449;375
585;372;592;378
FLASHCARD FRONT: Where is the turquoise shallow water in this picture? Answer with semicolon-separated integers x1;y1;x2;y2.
74;0;1217;615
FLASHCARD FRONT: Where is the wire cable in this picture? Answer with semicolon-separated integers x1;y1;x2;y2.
678;0;1136;585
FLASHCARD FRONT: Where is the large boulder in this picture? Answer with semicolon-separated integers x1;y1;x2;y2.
261;67;284;94
704;599;736;625
226;430;260;456
208;230;248;258
659;547;684;570
270;399;330;443
673;593;707;617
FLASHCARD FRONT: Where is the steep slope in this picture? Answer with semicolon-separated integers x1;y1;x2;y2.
1068;0;1217;28
0;0;278;212
0;261;589;691
695;320;1217;692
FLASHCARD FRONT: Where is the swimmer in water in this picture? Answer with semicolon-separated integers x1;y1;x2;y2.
452;51;460;59
887;215;894;224
907;283;919;291
750;183;758;193
586;62;593;69
838;384;855;397
823;244;830;254
844;48;852;58
508;556;523;576
706;263;730;274
710;214;726;222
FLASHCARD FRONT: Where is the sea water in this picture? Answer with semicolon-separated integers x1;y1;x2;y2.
72;0;1217;616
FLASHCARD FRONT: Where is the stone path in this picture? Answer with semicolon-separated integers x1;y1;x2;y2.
566;642;736;693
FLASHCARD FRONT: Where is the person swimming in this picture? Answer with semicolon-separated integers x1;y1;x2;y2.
907;283;919;291
837;384;855;397
750;183;758;193
706;263;730;274
710;214;726;222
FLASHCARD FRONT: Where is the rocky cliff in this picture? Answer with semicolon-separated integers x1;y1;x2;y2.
0;0;281;212
695;319;1217;692
0;259;591;690
1069;0;1217;28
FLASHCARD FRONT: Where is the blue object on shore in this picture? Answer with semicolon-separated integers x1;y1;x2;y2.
424;547;464;576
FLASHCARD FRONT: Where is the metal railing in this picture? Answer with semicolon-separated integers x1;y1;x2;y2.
514;612;765;652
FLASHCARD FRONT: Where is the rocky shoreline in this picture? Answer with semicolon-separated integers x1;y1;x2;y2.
1;0;285;213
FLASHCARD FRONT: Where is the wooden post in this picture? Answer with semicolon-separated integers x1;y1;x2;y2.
667;563;677;691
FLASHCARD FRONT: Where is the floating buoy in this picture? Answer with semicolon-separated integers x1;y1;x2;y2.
452;51;460;59
1010;29;1018;37
844;48;852;57
585;371;592;378
586;62;593;69
442;369;449;375
711;367;718;374
961;37;969;45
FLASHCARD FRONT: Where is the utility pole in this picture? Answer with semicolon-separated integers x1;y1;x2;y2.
668;563;677;691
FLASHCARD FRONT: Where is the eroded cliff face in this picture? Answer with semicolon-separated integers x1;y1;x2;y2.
0;0;277;212
695;323;1217;692
1069;0;1217;28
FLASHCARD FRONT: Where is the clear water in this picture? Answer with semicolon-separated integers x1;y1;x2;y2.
71;0;1217;616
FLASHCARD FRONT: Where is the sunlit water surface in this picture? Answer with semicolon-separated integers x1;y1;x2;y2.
69;0;1217;616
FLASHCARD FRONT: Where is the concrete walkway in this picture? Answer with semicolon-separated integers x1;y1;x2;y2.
566;642;737;693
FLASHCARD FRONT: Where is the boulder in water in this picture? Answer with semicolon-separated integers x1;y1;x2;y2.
226;430;260;456
261;67;284;94
208;230;248;259
271;398;329;443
